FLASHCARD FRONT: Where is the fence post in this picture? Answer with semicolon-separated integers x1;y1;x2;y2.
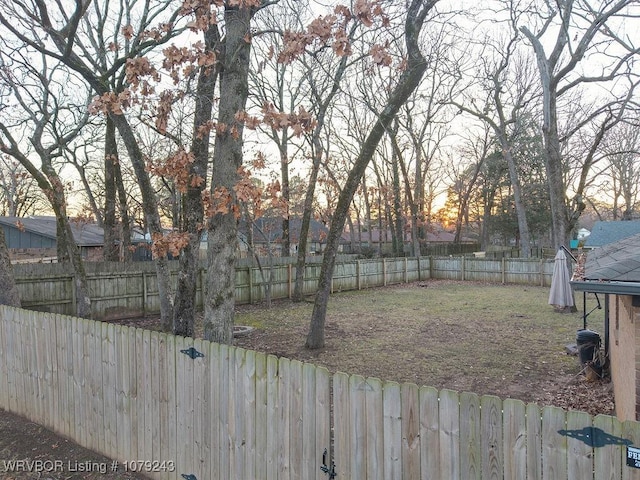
540;259;544;287
501;257;506;284
70;276;77;315
248;266;253;304
200;267;205;307
461;256;466;281
429;256;433;279
404;257;408;283
142;272;147;316
356;261;361;290
382;258;387;286
288;264;292;299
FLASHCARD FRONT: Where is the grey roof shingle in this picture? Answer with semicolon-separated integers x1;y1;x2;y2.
584;232;640;282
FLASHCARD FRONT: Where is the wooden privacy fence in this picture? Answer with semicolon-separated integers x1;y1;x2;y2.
2;305;640;480
12;256;556;319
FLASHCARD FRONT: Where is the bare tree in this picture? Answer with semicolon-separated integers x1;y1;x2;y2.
451;18;539;256
595;119;640;219
0;0;189;325
328;90;375;254
519;0;640;247
0;156;45;216
0;47;92;318
347;14;459;258
393;93;452;256
306;0;440;349
290;16;362;301
442;127;492;243
249;0;310;259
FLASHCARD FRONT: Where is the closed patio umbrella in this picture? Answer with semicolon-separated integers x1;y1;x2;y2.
549;248;576;312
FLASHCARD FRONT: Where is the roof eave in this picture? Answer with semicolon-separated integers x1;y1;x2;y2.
571;280;640;296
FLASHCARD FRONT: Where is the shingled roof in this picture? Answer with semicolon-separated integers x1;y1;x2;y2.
582;233;640;282
584;220;640;248
571;230;640;296
238;217;337;243
0;216;104;247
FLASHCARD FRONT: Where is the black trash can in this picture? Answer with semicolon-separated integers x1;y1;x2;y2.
576;329;601;368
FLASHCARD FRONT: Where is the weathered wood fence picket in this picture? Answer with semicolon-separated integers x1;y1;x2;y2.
2;306;640;479
12;256;556;319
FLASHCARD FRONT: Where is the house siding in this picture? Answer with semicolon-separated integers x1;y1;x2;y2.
635;299;640;421
1;224;56;249
610;295;640;421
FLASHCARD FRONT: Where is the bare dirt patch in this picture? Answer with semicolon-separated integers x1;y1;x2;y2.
230;280;613;416
0;409;150;480
114;280;613;416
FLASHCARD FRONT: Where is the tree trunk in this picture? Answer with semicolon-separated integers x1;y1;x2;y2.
306;0;436;349
114;160;132;261
392;148;404;256
56;220;70;264
256;249;274;308
346;214;356;253
173;24;219;338
392;130;421;258
0;228;20;307
414;145;425;243
542;95;569;248
203;5;254;344
501;142;532;258
49;188;92;318
74;164;104;227
110;113;175;327
363;177;373;249
292;168;317;301
377;194;384;254
292;46;351;301
103;117;120;261
481;185;497;251
280;138;291;257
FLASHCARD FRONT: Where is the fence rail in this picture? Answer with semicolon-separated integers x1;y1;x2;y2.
12;256;556;318
1;306;639;479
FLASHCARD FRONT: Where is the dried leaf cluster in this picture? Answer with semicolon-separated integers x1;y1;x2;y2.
278;1;389;63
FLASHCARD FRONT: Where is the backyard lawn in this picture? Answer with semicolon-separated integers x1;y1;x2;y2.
0;279;614;479
231;279;613;416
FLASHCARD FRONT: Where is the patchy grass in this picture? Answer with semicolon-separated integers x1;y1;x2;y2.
233;280;612;414
108;279;612;414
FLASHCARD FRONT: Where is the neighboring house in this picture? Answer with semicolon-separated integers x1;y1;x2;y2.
583;220;640;248
227;217;337;257
0;216;104;262
342;227;476;255
571;232;640;421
